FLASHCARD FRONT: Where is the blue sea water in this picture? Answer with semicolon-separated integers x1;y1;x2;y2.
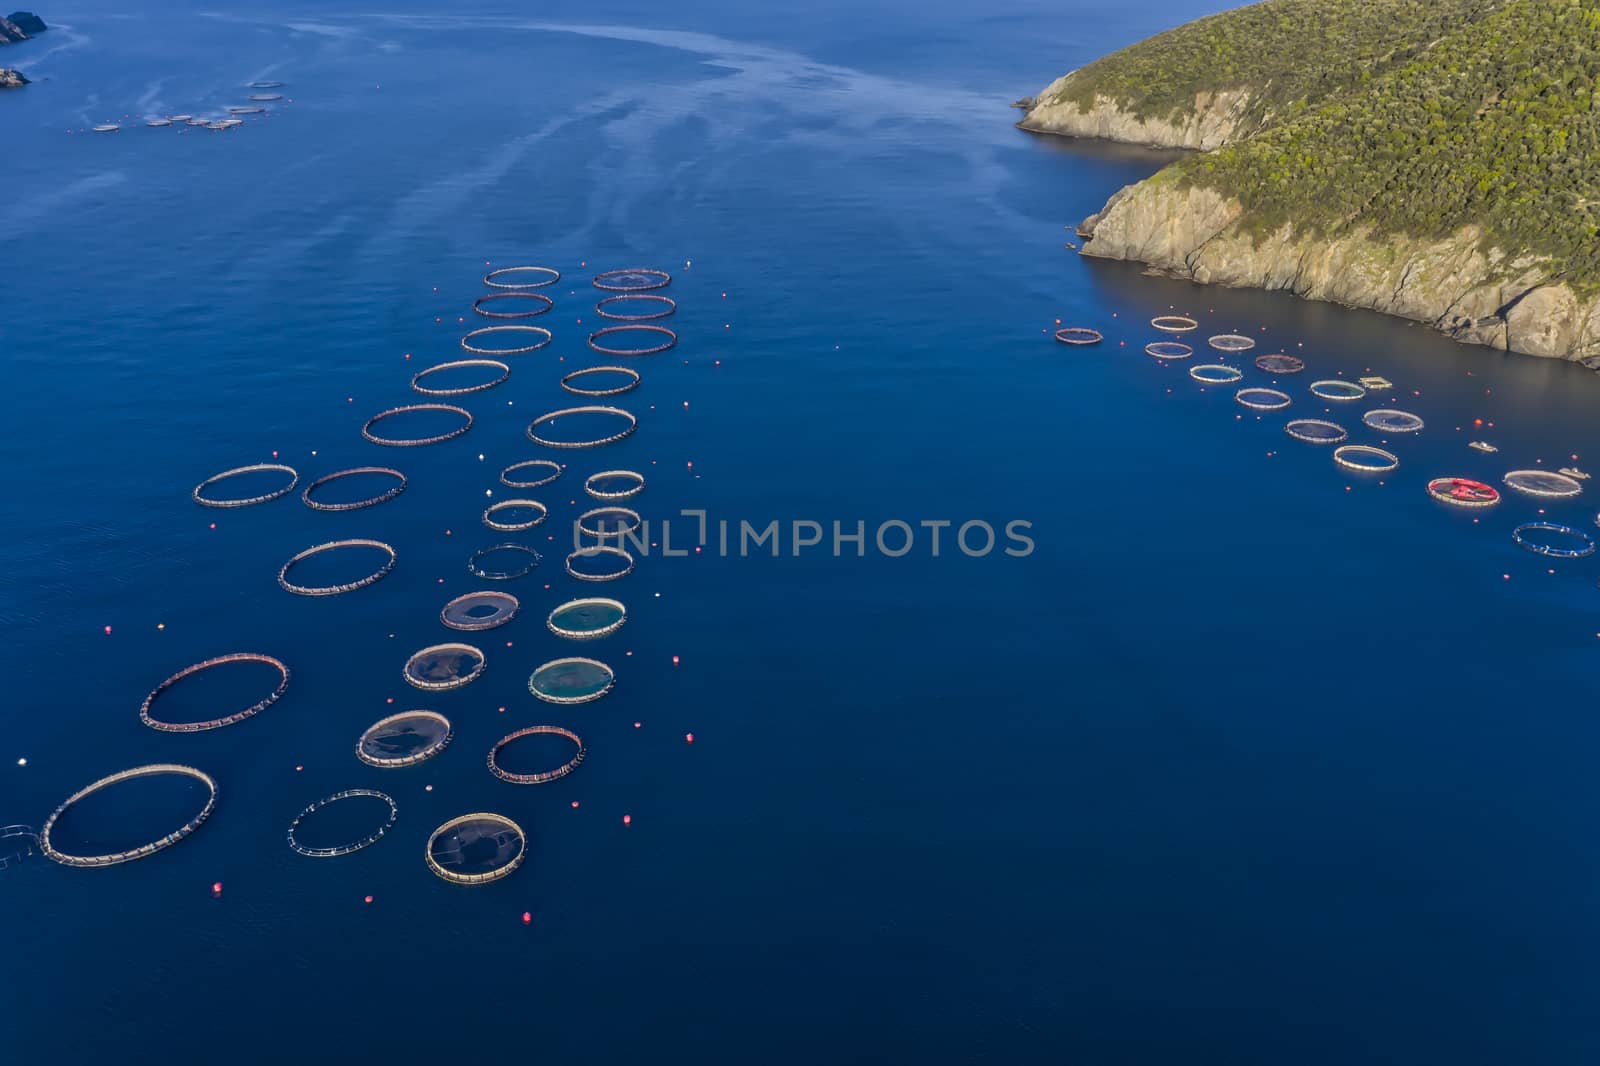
4;2;1600;1062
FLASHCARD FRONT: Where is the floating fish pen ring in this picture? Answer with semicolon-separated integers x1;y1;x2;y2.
593;268;671;292
577;506;642;538
1333;445;1399;473
468;543;541;580
302;466;407;512
483;498;548;531
461;325;553;355
1255;353;1306;374
426;813;526;885
1310;379;1366;402
1513;522;1596;559
500;459;563;489
403;643;486;691
286;790;397;858
0;825;38;871
40;764;217;868
140;652;290;733
1151;315;1198;333
279;539;396;595
1427;477;1500;508
1054;327;1103;346
562;365;641;397
1190;364;1242;384
1236;387;1291;411
1146;341;1193;360
357;710;452;768
1503;470;1583;499
487;727;586;785
528;657;615;704
1363;409;1425;434
362;404;473;447
585;470;645;500
472;292;554;319
411;359;510;397
587;324;678;356
596;294;677;321
441;590;520;631
527;405;637;449
565;545;634;582
193;463;299;508
1209;333;1257;353
483;265;559;290
547;597;627;640
1284;419;1348;444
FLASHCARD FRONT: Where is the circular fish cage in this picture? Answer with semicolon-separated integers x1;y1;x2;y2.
482;498;548;532
302;467;406;512
576;506;642;539
1208;334;1257;353
593;268;671;292
1284;419;1348;445
426;813;526;885
1333;445;1400;473
472;292;553;319
248;93;283;102
565;546;634;582
357;710;452;768
1255;353;1306;375
483;265;560;290
362;404;473;447
1513;522;1596;558
1151;315;1198;333
441;590;520;631
460;325;553;356
528;657;615;704
1189;364;1243;384
40;765;217;868
1363;409;1425;434
139;653;290;733
547;597;626;640
561;365;640;398
527;405;637;449
1053;327;1103;346
585;470;645;500
1504;469;1584;499
587;324;678;356
403;643;486;692
410;359;510;397
193;463;299;508
1146;341;1194;360
1236;387;1291;411
248;80;285;89
286;790;397;858
0;825;38;872
279;539;396;596
596;294;676;321
500;459;563;489
487;727;586;785
468;543;541;581
1427;477;1501;508
1309;379;1367;402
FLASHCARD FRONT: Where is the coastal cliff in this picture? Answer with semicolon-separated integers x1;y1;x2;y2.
0;11;45;43
1024;0;1600;363
0;67;26;87
1081;176;1600;363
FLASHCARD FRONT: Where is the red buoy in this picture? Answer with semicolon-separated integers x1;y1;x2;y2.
522;911;532;925
622;814;632;826
364;895;374;904
211;881;223;896
685;733;695;744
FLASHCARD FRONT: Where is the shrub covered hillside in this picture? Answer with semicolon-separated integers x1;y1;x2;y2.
1041;0;1507;131
1178;0;1600;290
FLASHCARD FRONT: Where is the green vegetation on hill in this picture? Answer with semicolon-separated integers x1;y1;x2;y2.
1177;0;1600;290
1047;0;1505;127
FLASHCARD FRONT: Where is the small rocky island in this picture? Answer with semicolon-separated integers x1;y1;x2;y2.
1;10;46;88
1021;0;1600;363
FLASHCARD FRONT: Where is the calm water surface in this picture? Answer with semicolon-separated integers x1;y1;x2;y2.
4;2;1599;1062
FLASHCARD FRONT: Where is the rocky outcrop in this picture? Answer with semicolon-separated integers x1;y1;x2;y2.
1019;75;1259;150
0;67;26;86
0;17;25;42
8;12;46;34
1079;176;1600;361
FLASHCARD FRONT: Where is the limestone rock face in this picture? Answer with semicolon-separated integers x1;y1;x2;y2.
0;67;26;87
0;16;26;42
1020;77;1258;150
1080;177;1600;362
